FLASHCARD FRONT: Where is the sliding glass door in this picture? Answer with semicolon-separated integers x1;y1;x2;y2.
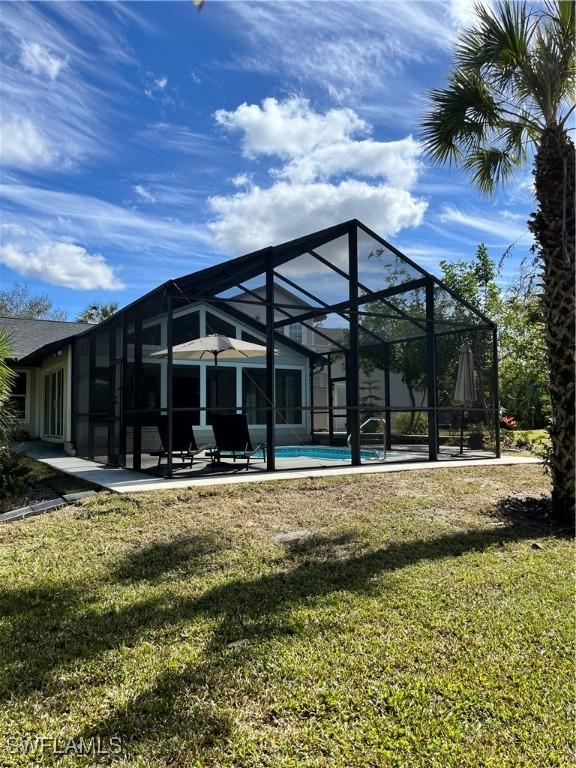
44;368;64;439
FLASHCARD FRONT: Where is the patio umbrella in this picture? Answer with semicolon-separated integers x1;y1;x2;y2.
151;334;275;406
453;342;476;455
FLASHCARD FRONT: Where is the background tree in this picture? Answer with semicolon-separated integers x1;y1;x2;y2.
440;245;550;428
77;302;119;324
421;0;575;519
0;283;67;320
498;292;550;427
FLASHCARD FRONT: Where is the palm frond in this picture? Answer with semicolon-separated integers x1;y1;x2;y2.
546;0;576;120
421;0;574;195
462;147;522;194
421;70;500;164
456;1;534;81
500;120;531;158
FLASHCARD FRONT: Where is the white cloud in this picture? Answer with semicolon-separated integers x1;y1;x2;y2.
209;98;427;253
448;0;493;29
215;97;422;189
225;2;460;103
279;136;422;187
19;41;66;80
144;73;175;106
0;181;211;261
133;184;156;203
0;240;124;290
500;210;525;222
231;173;252;189
137;123;218;156
0;223;26;236
208;179;427;254
1;3;138;172
440;206;529;242
0;116;54;169
215;97;369;160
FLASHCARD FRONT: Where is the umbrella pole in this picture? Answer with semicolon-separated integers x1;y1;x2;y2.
213;353;219;413
459;409;465;455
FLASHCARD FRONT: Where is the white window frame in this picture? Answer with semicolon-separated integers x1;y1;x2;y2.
43;366;65;439
11;369;30;423
137;302;309;428
240;363;306;428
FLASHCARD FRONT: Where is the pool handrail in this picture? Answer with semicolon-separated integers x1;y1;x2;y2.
347;417;387;460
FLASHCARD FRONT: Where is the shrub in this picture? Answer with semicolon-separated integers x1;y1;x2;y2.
391;411;428;435
0;447;32;499
500;414;519;430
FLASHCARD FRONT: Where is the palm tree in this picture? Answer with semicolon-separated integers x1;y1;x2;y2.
0;329;16;447
421;1;575;521
77;302;119;324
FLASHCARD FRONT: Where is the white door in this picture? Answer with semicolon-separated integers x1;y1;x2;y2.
44;368;64;439
332;381;347;433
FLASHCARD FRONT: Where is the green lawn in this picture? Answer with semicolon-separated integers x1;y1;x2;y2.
0;466;573;767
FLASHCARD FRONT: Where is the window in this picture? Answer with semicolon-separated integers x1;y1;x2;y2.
241;330;264;345
138;364;161;410
242;368;303;425
285;323;304;345
172;311;199;346
205;311;236;338
141;322;162;346
276;369;302;424
207;367;236;422
172;365;200;425
93;332;110;413
10;372;28;421
242;368;267;424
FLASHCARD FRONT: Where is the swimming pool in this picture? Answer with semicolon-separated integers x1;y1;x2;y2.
255;445;394;462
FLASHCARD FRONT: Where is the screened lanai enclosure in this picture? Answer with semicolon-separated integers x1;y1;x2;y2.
72;220;500;478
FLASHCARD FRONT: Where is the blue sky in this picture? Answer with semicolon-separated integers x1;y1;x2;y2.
0;0;535;319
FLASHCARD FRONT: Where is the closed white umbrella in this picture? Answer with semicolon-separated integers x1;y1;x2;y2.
151;334;276;406
454;342;476;454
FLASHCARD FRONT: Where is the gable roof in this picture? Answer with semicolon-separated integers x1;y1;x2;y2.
0;316;90;362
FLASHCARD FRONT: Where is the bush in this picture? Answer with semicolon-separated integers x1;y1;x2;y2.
0;448;32;499
500;414;519;430
391;411;428;435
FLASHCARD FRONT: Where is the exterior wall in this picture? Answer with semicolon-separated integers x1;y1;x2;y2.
11;365;36;437
12;346;72;446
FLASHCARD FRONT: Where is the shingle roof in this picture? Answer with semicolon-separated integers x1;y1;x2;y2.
0;316;90;361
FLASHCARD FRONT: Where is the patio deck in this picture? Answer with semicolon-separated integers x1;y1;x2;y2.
19;441;540;495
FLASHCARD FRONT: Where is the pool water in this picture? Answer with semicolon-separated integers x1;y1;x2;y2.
255;445;395;462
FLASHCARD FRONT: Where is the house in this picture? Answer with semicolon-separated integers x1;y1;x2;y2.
2;316;91;452
1;220;499;476
2;303;314;458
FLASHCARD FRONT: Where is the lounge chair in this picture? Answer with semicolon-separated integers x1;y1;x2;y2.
208;413;265;468
149;414;213;468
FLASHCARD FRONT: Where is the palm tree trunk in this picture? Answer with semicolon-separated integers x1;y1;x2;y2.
529;125;575;521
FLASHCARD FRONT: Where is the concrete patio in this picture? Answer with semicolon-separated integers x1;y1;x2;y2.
18;440;542;495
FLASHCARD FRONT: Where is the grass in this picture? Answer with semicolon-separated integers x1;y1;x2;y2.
0;466;573;767
0;457;96;514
